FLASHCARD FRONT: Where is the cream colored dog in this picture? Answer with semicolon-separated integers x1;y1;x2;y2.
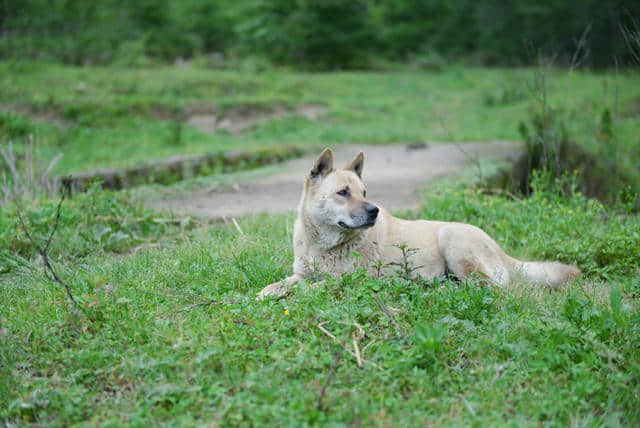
257;148;580;299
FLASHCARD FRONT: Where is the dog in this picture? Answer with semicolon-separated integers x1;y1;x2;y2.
257;148;580;299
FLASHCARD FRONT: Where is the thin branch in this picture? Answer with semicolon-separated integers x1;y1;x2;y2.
14;186;81;316
44;191;65;252
317;333;347;412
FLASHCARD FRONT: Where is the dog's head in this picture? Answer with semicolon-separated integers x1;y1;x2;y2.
303;148;379;230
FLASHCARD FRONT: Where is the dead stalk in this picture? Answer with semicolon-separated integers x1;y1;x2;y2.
14;186;81;317
317;321;381;370
1;138;61;204
352;332;362;368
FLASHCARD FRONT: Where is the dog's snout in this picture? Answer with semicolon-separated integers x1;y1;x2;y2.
365;203;379;218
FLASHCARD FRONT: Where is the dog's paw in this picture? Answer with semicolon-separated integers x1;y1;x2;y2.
256;282;288;300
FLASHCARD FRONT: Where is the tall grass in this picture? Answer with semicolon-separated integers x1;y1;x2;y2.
1;139;61;205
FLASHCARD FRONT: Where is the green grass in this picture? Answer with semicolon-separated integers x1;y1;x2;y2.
1;61;639;425
1;61;639;180
1;176;639;426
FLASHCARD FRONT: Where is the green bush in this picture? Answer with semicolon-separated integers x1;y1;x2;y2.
235;0;373;69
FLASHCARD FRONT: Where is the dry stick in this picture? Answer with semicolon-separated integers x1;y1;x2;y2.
352;332;362;368
14;187;81;317
317;322;381;370
43;190;65;252
317;333;347;412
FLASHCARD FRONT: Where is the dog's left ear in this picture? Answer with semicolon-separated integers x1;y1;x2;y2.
310;148;334;180
344;151;364;178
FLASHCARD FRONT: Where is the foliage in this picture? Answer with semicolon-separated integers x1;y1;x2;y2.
2;0;639;68
235;0;373;69
0;0;235;64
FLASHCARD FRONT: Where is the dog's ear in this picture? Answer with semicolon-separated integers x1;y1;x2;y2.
344;151;364;178
310;148;334;180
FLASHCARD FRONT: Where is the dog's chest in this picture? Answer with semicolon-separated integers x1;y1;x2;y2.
307;237;380;275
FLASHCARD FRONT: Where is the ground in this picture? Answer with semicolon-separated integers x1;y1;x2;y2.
147;141;518;218
1;63;639;426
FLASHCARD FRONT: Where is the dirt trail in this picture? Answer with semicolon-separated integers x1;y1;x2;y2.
148;141;520;219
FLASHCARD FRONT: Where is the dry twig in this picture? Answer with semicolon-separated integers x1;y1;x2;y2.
317;321;381;370
352;332;362;368
14;186;81;317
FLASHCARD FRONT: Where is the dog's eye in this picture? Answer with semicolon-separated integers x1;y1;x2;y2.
337;189;348;197
363;190;367;197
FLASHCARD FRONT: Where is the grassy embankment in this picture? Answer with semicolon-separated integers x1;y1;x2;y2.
1;62;638;179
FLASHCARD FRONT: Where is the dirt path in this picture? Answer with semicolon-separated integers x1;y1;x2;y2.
148;141;520;219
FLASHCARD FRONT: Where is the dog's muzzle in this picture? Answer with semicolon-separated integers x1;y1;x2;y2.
338;203;379;229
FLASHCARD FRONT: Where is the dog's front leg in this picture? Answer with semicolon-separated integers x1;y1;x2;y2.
256;275;302;300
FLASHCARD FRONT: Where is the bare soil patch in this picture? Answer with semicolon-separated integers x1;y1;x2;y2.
185;104;328;135
148;141;520;219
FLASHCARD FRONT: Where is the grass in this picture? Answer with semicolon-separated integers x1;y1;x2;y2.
1;61;639;180
1;61;639;425
1;175;639;426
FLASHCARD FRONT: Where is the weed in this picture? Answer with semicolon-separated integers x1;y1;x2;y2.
1;139;61;204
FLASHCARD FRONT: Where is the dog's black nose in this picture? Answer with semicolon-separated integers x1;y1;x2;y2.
365;203;379;218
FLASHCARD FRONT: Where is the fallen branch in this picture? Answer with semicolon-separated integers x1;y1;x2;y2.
14;186;82;317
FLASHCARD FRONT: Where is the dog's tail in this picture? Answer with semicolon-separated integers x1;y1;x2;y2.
516;260;581;286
